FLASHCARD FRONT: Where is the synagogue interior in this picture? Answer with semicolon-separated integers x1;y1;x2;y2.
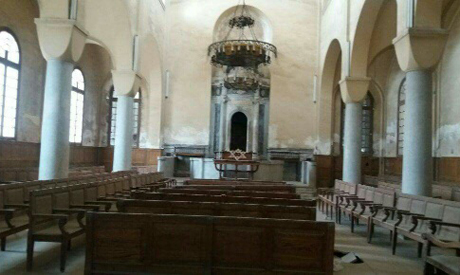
0;0;460;274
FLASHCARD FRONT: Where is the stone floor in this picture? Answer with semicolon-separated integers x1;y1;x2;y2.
0;207;453;274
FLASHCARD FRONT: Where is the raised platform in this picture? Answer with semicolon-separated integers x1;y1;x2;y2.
189;157;284;181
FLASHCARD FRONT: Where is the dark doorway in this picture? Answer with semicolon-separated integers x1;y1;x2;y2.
230;112;248;151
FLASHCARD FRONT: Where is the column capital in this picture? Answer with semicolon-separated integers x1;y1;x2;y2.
393;27;448;72
35;18;88;62
112;70;142;97
339;76;371;104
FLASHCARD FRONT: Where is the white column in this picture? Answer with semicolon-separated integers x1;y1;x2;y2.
392;27;448;196
35;19;87;180
342;102;363;184
113;95;135;172
38;60;74;180
218;90;228;153
252;91;260;158
401;70;433;196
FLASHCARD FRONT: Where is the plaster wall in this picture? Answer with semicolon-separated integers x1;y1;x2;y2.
163;0;319;150
76;44;113;147
0;0;45;143
0;0;114;148
436;13;460;157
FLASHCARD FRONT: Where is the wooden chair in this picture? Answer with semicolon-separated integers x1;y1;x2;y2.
27;187;87;272
0;185;29;251
423;233;460;275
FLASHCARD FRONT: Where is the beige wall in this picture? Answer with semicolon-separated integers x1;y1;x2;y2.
0;0;113;147
163;0;320;149
0;0;45;143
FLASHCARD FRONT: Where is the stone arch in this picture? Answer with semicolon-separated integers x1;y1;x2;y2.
213;5;273;43
350;0;387;77
317;39;343;155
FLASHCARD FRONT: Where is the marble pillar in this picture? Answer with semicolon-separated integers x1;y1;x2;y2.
35;19;87;180
252;91;260;158
39;60;74;180
218;90;228;153
113;95;135;172
342;101;363;184
401;70;433;196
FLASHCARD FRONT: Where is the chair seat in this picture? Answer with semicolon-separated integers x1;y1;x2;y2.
427;255;460;275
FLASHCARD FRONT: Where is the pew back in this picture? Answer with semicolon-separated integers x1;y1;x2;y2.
117;199;317;221
85;212;334;275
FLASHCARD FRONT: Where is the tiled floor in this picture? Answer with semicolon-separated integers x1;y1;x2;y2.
317;210;424;274
0;208;453;274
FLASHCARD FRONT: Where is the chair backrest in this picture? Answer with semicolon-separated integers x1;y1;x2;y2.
85;182;99;202
364;187;375;202
70;184;86;205
372;188;395;207
356;185;367;199
53;187;71;209
5;183;26;205
395;193;426;215
30;188;54;215
0;185;5;209
432;184;453;200
438;200;460;241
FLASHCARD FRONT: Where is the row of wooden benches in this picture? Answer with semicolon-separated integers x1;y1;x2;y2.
319;180;460;275
26;173;173;272
0;171;170;269
84;179;335;275
0;166;107;183
364;175;460;202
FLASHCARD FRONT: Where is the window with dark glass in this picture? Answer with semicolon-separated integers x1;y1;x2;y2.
397;79;406;156
108;88;141;147
341;92;374;155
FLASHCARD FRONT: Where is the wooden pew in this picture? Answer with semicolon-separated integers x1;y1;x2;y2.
173;185;296;193
392;195;453;256
184;179;286;185
85;212;335;274
350;187;394;234
117;199;316;221
159;188;301;199
132;192;316;207
318;180;357;220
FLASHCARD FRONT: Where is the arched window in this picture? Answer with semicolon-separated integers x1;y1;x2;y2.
340;92;374;155
0;30;20;138
361;93;374;155
69;68;85;143
133;90;141;147
397;79;406;156
108;88;142;147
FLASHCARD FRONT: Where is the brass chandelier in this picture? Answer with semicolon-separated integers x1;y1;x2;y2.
208;0;277;92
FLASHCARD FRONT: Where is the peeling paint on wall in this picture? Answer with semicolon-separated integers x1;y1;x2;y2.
163;126;209;145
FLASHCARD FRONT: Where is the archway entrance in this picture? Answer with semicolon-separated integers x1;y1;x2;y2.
230;112;248;151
